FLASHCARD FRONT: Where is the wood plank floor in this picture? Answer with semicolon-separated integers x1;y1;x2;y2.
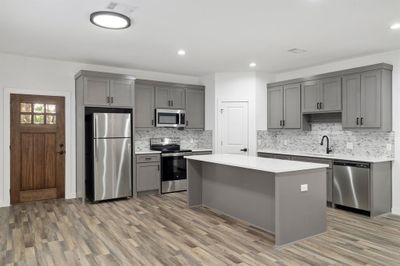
1;192;400;266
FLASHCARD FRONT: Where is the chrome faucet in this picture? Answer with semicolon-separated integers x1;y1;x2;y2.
320;135;333;154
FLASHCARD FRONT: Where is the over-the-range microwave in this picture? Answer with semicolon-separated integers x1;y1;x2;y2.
155;109;186;128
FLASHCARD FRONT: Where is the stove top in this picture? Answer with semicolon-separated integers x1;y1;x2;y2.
150;137;192;153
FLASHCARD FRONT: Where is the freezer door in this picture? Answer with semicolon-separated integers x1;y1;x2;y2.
93;138;132;201
93;113;131;138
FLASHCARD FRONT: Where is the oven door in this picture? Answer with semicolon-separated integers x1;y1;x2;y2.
161;155;187;193
156;109;185;128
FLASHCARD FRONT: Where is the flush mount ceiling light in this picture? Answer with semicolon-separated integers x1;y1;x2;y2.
177;49;186;56
288;48;307;54
90;11;131;30
390;23;400;30
249;62;257;68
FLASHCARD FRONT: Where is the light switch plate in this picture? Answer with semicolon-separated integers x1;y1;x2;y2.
386;144;392;151
346;142;353;150
300;184;308;192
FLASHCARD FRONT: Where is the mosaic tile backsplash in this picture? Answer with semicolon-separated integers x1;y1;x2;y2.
258;123;395;159
135;128;213;151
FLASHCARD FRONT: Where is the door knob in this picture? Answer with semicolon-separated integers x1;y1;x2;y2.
57;150;65;155
240;148;248;152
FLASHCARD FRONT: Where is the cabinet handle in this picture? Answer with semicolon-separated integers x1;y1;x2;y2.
151;119;154;125
168;100;171;106
317;102;319;109
320;102;323;109
110;97;114;104
186;120;189;126
280;120;282;126
283;120;285;127
356;117;359;125
106;96;110;103
360;117;364;126
171;100;174;106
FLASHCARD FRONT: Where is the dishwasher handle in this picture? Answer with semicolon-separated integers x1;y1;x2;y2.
334;161;370;168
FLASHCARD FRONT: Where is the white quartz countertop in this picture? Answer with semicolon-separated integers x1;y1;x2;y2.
135;149;212;155
257;149;394;163
185;154;328;174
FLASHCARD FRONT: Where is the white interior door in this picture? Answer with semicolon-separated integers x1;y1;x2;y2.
218;101;249;155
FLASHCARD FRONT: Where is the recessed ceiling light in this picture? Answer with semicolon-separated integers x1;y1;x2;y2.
390;23;400;30
177;50;186;56
249;62;257;68
288;48;307;54
90;11;131;30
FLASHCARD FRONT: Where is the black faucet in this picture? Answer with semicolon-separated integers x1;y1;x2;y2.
320;135;333;154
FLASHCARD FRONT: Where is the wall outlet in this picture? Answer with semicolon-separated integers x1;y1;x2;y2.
346;142;353;150
386;144;392;151
190;138;194;144
284;140;288;146
300;184;308;192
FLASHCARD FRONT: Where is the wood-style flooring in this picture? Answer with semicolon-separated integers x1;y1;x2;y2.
1;192;400;265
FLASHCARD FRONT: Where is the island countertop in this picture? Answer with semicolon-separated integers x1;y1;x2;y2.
185;154;329;174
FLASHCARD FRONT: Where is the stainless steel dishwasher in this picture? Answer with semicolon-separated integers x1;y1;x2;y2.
333;161;370;211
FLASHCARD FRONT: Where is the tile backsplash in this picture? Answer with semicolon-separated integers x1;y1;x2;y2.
135;128;213;151
258;123;395;159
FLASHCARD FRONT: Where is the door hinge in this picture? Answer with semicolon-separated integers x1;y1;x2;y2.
220;108;224;113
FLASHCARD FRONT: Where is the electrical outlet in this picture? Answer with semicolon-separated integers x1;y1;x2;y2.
346;142;353;150
190;138;194;144
300;184;308;192
386;144;392;151
284;140;288;146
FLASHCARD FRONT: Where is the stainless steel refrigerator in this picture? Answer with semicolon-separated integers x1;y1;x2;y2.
90;113;132;201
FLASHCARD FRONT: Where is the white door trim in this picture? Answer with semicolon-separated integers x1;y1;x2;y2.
216;99;250;154
2;88;75;207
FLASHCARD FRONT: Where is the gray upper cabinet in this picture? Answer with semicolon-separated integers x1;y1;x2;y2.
267;86;284;129
301;80;320;113
268;84;301;129
83;77;110;106
110;79;134;107
135;84;155;128
343;69;391;130
186;88;205;129
283;83;301;129
301;77;341;113
155;86;186;109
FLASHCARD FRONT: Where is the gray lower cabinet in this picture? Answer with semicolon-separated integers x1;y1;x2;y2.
342;69;391;130
185;88;205;129
155;86;186;109
267;83;301;129
135;84;155;128
136;154;160;192
301;77;341;113
82;76;134;107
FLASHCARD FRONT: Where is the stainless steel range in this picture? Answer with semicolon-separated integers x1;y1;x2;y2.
150;137;192;193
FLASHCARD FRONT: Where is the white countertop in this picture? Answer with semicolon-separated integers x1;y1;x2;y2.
135;149;212;155
185;154;328;174
257;149;394;163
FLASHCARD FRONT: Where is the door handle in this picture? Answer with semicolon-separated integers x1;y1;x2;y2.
240;148;248;152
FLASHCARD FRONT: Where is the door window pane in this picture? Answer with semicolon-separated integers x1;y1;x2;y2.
33;115;45;124
20;103;32;112
46;104;56;113
46;115;56;125
20;114;32;124
33;103;45;113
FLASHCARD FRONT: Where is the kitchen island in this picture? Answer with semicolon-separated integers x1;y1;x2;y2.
185;154;329;247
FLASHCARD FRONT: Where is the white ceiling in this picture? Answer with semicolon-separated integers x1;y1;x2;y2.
1;0;400;76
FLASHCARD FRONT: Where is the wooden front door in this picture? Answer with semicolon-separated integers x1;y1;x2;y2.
10;94;65;204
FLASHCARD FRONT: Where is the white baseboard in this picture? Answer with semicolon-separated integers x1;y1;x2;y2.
392;207;400;215
0;201;10;208
65;193;76;200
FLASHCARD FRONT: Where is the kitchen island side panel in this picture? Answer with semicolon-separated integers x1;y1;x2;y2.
201;162;275;233
187;160;203;207
275;169;327;246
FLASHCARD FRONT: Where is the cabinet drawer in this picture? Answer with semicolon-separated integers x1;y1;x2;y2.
136;154;160;163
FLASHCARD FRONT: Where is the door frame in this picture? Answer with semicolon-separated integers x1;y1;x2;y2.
2;88;74;207
216;99;250;155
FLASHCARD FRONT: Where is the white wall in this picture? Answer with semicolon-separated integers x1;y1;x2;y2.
273;49;400;215
0;52;201;207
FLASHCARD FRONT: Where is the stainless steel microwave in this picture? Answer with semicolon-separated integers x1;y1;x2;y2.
155;109;186;128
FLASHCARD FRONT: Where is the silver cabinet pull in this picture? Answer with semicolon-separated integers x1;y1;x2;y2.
356;117;359;125
110;97;114;104
360;117;364;126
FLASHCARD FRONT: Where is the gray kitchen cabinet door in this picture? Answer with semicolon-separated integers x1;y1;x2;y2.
155;86;171;108
135;84;155;128
267;86;284;129
110;79;134;107
169;88;186;109
83;77;110;106
283;83;301;129
342;74;361;129
137;163;160;192
360;70;381;128
320;77;342;112
185;88;204;129
301;80;319;112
